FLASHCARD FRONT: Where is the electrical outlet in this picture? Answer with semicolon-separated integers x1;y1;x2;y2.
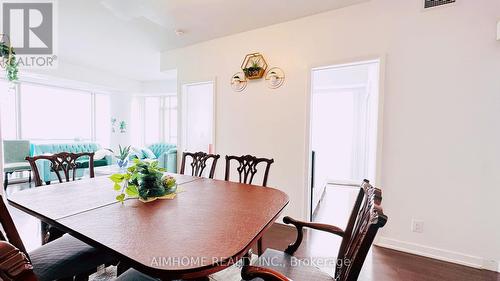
411;219;424;233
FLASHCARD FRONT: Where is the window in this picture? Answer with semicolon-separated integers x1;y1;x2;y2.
0;81;111;145
131;95;177;147
164;96;177;144
95;94;111;147
144;97;161;145
0;81;16;140
21;83;92;140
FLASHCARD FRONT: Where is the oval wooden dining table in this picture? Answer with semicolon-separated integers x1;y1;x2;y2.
7;173;289;280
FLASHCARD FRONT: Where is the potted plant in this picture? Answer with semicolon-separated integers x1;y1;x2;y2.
108;145;131;169
109;159;177;203
243;58;263;78
0;38;18;82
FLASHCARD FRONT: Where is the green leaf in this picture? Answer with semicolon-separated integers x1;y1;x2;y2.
113;183;121;191
116;193;125;203
125;184;139;197
109;174;124;183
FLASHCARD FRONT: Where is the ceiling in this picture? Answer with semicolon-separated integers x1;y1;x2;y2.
58;0;367;82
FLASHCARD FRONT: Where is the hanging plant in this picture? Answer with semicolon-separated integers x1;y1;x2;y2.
0;36;19;82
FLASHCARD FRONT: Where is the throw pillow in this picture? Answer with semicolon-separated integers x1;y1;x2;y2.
142;148;157;159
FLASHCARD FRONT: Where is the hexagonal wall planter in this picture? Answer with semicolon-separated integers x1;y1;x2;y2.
241;53;268;80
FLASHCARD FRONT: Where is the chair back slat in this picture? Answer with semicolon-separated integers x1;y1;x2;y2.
180;152;220;179
25;152;95;187
335;181;387;281
224;155;274;187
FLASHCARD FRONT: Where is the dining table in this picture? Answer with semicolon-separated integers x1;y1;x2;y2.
7;173;289;280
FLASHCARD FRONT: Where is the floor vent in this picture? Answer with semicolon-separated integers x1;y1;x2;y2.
424;0;456;9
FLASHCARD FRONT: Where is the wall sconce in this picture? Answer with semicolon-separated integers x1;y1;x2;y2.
230;72;248;92
265;67;285;89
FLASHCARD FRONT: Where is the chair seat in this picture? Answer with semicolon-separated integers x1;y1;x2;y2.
115;268;158;281
249;249;334;281
30;234;115;281
4;162;31;173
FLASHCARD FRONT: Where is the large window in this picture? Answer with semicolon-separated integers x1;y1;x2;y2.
21;83;92;140
131;95;177;147
0;80;111;146
0;81;16;140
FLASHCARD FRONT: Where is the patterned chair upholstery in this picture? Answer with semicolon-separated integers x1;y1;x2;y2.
3;140;31;189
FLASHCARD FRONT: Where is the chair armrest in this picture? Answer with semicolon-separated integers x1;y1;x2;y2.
283;216;344;255
241;266;290;281
0;241;38;281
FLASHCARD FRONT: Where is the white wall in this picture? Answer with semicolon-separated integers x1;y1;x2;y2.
161;0;500;271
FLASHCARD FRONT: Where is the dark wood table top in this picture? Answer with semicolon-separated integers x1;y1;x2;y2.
8;175;289;280
8;174;200;220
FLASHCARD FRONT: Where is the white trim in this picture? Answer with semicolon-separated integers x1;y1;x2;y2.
181;80;216;154
304;55;386;221
376;237;500;272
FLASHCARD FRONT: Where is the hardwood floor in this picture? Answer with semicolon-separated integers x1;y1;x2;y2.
5;179;500;281
259;186;500;281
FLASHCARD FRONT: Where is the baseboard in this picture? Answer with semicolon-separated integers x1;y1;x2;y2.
376;237;499;273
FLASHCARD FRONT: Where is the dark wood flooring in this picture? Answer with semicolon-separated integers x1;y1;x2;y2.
259;186;500;281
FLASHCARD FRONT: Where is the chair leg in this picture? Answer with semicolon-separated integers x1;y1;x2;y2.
257;237;264;256
4;173;8;190
28;172;32;187
116;262;130;276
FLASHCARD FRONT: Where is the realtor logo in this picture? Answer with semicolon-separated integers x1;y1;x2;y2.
1;0;57;68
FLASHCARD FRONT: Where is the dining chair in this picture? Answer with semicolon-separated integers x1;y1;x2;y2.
240;180;387;281
3;140;31;190
25;152;95;244
180;151;220;179
224;154;274;255
0;195;114;281
224;154;274;187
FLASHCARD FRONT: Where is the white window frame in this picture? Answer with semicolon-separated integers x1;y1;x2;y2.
0;78;112;142
132;94;178;147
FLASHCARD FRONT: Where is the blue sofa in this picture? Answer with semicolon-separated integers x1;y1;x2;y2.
31;142;112;184
129;143;177;172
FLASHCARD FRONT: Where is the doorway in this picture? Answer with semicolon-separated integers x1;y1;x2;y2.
309;60;381;221
181;81;215;154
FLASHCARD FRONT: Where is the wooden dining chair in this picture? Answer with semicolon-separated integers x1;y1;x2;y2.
0;194;114;281
224;155;274;187
224;154;274;256
180;151;220;179
241;180;387;281
25;152;95;244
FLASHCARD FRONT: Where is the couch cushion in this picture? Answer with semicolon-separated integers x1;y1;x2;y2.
249;249;333;281
148;143;176;158
30;234;114;281
32;142;101;156
75;159;108;168
141;148;157;159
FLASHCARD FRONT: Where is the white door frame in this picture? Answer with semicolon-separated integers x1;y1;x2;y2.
181;80;217;154
303;56;386;221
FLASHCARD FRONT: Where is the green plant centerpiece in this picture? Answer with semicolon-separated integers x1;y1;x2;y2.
0;37;18;82
109;159;177;203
